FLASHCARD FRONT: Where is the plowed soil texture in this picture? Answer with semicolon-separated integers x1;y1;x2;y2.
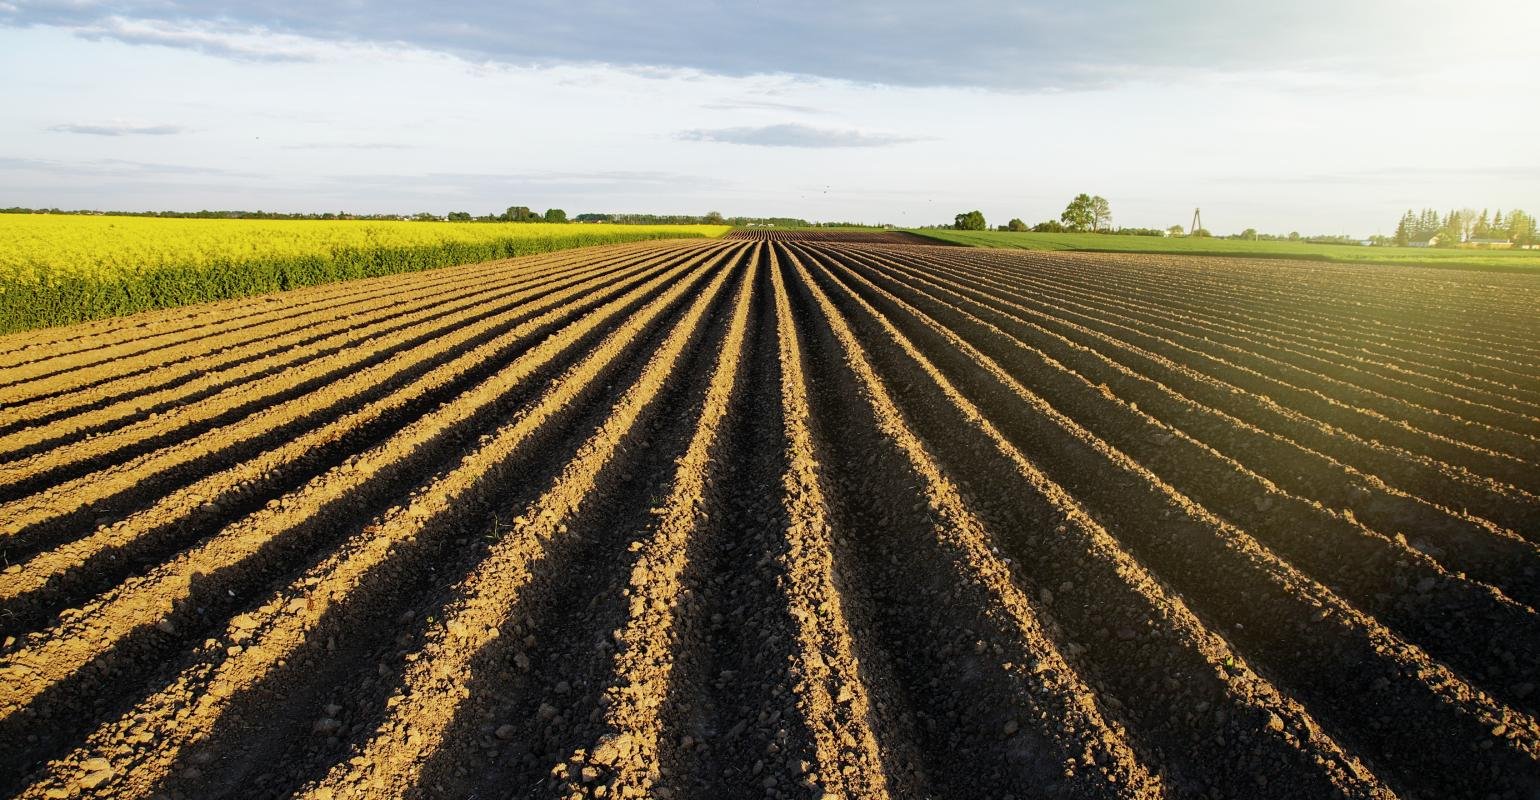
2;231;1538;800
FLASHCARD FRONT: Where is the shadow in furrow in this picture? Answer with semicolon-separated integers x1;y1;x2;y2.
105;254;736;800
0;260;682;635
0;257;629;438
658;265;827;798
395;260;744;799
0;263;635;502
784;255;1104;798
824;246;1540;719
0;270;695;789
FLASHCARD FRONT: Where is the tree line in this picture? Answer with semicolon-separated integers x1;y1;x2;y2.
444;207;570;223
954;194;1162;236
0;207;432;221
0;206;749;226
1392;208;1536;246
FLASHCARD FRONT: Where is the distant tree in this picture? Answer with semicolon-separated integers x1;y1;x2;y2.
503;206;537;222
703;210;725;224
1191;228;1213;238
1437;209;1463;244
1474;208;1491;238
1166;224;1184;237
1460;207;1479;242
412;212;439;221
1510;209;1535;245
1288;231;1301;241
1060;194;1094;231
1089;195;1112;232
447;211;472;222
1007;218;1028;232
953;210;987;231
543;208;568;223
1392;210;1413;245
1498;209;1529;245
1241;227;1259;240
1033;220;1066;233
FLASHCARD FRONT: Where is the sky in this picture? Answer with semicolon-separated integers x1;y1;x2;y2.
2;1;1537;235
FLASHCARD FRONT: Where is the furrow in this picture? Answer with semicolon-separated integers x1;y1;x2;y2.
1018;254;1540;413
814;245;1540;718
0;242;598;389
291;246;739;799
750;244;920;797
0;245;635;431
4;245;736;800
0;251;689;623
918;251;1540;491
0;246;682;486
0;248;728;732
987;250;1540;371
0;249;648;459
779;243;1162;797
791;243;1390;797
0;277;377;371
0;250;561;408
0;246;692;539
793;244;1540;798
985;251;1540;398
842;246;1540;612
1011;251;1540;385
959;252;1540;453
855;248;1540;597
556;246;759;797
886;248;1540;535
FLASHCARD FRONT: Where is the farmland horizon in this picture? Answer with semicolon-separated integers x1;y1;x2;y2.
4;204;1536;244
4;2;1538;237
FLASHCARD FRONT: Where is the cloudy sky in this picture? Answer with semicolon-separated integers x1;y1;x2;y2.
2;1;1536;234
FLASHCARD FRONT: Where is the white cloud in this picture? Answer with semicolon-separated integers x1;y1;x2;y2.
49;121;187;136
676;124;925;148
71;16;336;62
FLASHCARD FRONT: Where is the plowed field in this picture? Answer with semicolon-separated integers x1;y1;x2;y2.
2;231;1537;799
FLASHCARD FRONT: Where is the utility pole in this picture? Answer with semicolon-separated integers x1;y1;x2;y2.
1190;207;1203;235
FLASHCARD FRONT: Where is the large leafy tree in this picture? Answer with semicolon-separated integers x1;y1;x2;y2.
1089;195;1112;231
1060;194;1094;231
954;210;987;230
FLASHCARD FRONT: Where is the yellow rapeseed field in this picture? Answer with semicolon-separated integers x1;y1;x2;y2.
0;215;728;332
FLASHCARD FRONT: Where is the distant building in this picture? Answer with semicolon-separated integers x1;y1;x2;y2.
1406;234;1438;248
1463;237;1514;249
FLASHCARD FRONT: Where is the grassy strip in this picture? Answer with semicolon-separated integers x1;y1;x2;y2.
908;229;1540;271
0;230;719;334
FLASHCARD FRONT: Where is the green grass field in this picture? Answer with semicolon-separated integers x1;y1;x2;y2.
909;229;1540;270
